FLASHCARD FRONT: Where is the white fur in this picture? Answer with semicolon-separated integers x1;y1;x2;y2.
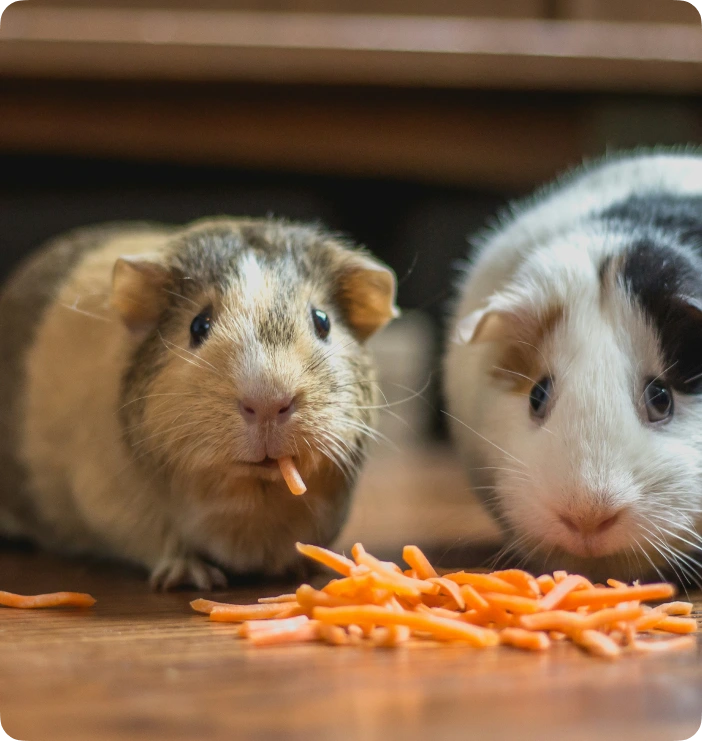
444;152;702;581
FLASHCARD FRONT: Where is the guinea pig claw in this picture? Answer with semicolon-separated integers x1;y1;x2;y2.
150;555;228;591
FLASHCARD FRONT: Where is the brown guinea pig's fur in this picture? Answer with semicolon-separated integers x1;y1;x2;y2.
0;217;398;589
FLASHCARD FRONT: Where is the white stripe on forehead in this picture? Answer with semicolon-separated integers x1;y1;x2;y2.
239;251;266;296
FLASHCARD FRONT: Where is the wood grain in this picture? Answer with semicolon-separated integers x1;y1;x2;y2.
0;446;700;741
1;7;702;92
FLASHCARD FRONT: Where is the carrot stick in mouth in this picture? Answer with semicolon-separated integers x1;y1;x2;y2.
278;456;307;495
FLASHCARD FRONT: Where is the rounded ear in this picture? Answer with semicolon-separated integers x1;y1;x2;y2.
336;253;399;341
453;307;510;345
111;254;171;334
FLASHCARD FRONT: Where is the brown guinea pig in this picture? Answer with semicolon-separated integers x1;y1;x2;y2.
0;217;398;589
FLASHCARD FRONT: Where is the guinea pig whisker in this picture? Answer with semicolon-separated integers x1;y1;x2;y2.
303;339;356;375
158;333;218;372
636;361;679;405
161;288;200;309
648;520;702;552
59;300;112;322
513;340;555;385
491;367;552;398
640;534;696;594
116;392;199;413
441;410;527;468
349;375;433;411
634;537;669;583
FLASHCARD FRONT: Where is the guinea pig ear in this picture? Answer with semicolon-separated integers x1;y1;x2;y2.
111;254;171;334
336;253;399;341
453;307;510;345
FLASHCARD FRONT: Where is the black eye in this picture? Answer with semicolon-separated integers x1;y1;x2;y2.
529;376;552;420
311;308;330;340
644;378;673;423
190;310;211;347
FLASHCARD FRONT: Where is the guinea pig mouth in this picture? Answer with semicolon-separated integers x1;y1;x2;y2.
252;457;280;470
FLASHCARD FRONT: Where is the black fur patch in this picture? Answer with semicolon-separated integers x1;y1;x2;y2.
602;194;702;253
619;240;702;393
603;194;702;393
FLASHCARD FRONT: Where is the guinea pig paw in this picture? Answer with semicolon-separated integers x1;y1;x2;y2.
149;555;228;591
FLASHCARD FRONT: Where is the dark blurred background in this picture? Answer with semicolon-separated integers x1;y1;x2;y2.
1;0;702;441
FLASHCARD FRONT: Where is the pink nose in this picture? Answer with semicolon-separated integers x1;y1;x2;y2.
238;395;296;424
558;509;622;537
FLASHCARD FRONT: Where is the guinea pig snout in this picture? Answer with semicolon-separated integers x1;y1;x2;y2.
557;508;623;537
238;394;297;425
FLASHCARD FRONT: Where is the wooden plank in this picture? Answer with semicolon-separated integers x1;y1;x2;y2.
1;8;702;92
0;446;699;741
559;0;701;24
28;0;549;17
0;84;587;189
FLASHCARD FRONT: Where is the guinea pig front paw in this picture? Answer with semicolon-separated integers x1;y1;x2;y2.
149;555;228;591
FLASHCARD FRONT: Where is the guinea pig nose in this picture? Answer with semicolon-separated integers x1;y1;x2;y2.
558;510;622;536
238;395;297;424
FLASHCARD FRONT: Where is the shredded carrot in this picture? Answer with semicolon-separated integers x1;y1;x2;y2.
0;590;96;609
188;542;698;656
537;574;590;611
560;583;676;610
278;456;306;495
500;628;551;651
402;546;438;580
295;542;354;577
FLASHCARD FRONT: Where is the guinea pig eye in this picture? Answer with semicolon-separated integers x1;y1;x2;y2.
311;307;331;340
529;376;552;420
189;310;212;347
644;378;673;423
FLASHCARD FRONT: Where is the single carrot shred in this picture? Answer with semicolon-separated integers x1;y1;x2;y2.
188;543;698;655
0;590;96;609
278;456;306;495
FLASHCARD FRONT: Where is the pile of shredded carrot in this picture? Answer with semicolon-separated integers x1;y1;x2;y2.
0;590;96;609
190;542;699;658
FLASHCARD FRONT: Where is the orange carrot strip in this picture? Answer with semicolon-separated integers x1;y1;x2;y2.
520;610;587;633
278;456;306;495
536;575;556;594
352;545;439;596
207;602;297;622
296;542;354;577
632;636;697;653
248;618;320;646
258;594;297;604
482;592;542;615
634;612;668;632
575;629;621;659
322;575;370;596
653;616;698;634
500;628;551;651
313;605;500;647
460;585;490;611
580;605;644;630
318;623;350;646
560;583;676;610
537;574;590;611
492;570;541;598
296;584;363;609
428;577;466;611
553;570;568;583
607;579;628;589
0;591;96;609
402;545;438;580
190;598;234;615
443;572;521;595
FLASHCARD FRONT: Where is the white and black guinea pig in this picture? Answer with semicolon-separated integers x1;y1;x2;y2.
444;150;702;584
0;218;397;589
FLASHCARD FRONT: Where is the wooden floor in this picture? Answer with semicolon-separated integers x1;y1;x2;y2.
1;447;700;741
